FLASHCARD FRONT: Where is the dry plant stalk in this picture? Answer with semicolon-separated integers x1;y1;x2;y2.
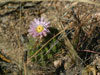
64;36;82;64
82;65;97;75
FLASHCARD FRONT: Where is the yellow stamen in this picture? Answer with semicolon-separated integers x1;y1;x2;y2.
36;25;44;33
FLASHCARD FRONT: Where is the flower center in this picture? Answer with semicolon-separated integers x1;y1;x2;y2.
36;25;44;33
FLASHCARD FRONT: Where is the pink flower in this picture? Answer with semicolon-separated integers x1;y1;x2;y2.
28;17;50;38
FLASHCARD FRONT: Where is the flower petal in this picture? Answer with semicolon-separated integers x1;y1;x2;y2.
28;17;50;38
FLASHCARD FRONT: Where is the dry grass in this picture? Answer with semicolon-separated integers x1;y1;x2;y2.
0;0;100;75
